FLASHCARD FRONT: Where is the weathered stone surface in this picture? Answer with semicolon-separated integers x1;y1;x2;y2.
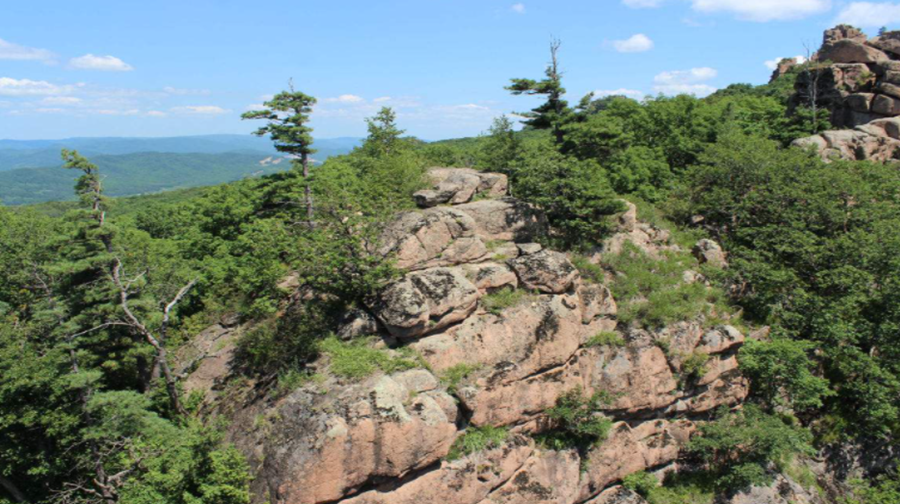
414;168;509;208
455;198;545;242
337;308;381;340
462;262;518;293
516;242;543;255
824;24;867;45
878;81;900;99
584;486;648;504
819;39;888;64
378;207;488;271
869;31;900;58
259;374;458;504
846;92;875;112
372;268;479;339
693;239;727;268
726;474;826;504
872;93;900;115
577;283;617;323
509;250;579;294
833;63;876;92
793;125;900;162
341;435;535;504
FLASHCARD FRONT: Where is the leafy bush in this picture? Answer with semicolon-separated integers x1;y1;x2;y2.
481;287;531;315
623;471;658;498
446;426;509;461
586;331;625;348
537;388;613;457
680;351;710;385
317;336;422;379
686;405;814;492
739;338;832;412
441;363;480;396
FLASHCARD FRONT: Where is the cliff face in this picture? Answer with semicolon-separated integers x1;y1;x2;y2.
212;168;755;504
791;25;900;161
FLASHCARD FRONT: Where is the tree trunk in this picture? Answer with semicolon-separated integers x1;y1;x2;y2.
0;475;26;503
302;152;313;225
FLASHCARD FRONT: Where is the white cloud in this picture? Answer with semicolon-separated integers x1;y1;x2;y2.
511;3;526;13
163;86;210;96
836;2;900;27
689;0;831;21
764;55;807;70
623;0;664;7
69;54;134;72
0;77;76;96
613;34;654;53
0;38;55;63
146;110;167;117
323;94;364;103
41;96;82;105
653;67;718;96
244;103;267;111
594;88;645;99
373;96;392;102
622;0;831;21
95;108;140;116
171;105;229;115
35;107;65;114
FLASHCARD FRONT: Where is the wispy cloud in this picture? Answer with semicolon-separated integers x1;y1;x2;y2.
836;2;900;27
594;88;645;99
764;55;807;71
171;105;230;115
622;0;831;21
511;3;526;14
69;54;134;72
322;94;364;104
653;67;718;96
0;38;56;63
0;77;78;96
163;86;211;96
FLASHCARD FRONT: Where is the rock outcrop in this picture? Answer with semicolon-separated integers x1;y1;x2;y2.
219;168;752;504
793;117;900;161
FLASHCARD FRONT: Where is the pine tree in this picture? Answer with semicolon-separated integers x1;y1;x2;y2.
242;84;317;225
507;38;572;145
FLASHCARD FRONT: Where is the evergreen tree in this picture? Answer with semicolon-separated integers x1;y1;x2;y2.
478;115;520;182
507;38;572;145
242;84;317;224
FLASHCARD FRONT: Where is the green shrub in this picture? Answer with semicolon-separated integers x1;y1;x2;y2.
481;287;531;315
537;388;613;458
686;405;814;492
442;363;480;395
586;331;625;348
739;338;832;412
571;254;605;284
623;471;658;498
318;336;421;380
680;351;709;385
446;426;509;461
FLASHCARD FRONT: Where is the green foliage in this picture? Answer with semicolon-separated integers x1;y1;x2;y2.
441;363;480;396
845;466;900;504
507;39;572;144
686;405;814;492
446;426;509;461
481;287;531;315
241;90;316;157
537;387;613;457
586;331;625;348
478;115;521;177
623;471;659;498
318;336;422;380
739;338;833;412
512;137;623;248
638;471;716;504
604;243;727;328
570;254;605;284
680;351;710;384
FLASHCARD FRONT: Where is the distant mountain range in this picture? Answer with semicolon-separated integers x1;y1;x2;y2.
0;135;362;205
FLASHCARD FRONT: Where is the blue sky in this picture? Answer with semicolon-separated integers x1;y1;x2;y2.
1;0;898;140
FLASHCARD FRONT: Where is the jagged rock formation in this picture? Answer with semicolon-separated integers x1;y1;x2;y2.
793;117;900;161
218;168;750;504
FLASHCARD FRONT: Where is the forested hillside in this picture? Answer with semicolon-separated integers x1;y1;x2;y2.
3;26;900;504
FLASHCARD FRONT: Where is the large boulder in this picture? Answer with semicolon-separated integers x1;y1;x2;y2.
508;250;579;294
454;198;545;242
413;168;508;208
793;126;900;162
693;239;727;268
378;207;488;271
372;268;479;340
256;373;458;504
818;39;888;64
823;24;867;45
869;31;900;58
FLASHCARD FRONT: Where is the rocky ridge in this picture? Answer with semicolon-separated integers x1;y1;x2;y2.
789;25;900;161
208;168;760;504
